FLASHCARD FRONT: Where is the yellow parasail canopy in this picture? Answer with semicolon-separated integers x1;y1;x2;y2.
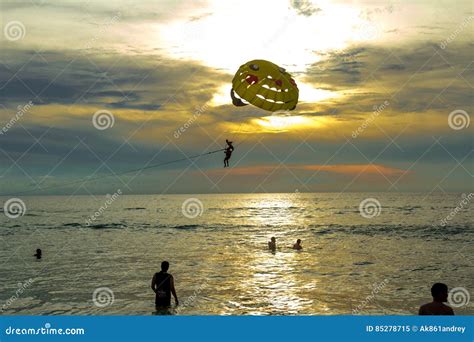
231;59;299;112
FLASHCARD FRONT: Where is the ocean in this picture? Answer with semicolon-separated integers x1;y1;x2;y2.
0;192;472;315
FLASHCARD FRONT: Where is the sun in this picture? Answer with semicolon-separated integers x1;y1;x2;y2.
157;0;378;73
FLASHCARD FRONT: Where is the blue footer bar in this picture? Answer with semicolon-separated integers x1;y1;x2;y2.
1;316;473;342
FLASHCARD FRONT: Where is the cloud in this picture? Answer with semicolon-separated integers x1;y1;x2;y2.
290;0;322;17
0;1;472;194
204;163;412;178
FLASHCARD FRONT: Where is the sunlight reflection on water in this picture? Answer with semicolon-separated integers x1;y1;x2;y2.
0;193;472;315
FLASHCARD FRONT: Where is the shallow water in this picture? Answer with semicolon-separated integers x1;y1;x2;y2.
0;193;472;315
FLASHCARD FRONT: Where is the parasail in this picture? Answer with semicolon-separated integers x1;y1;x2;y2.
230;59;299;112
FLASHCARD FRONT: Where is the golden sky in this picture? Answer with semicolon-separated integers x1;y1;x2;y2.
0;0;472;193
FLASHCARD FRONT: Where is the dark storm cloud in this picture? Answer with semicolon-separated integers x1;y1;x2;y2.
305;41;473;114
1;0;177;23
0;124;180;177
0;48;227;112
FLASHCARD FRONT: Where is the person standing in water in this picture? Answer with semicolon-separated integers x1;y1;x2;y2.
418;283;454;315
268;237;276;251
292;239;303;250
223;139;234;168
151;261;179;308
33;249;42;259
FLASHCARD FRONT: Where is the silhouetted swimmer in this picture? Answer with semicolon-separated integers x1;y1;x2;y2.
223;139;234;168
151;261;178;308
268;237;276;251
33;249;42;259
418;283;454;315
292;239;303;250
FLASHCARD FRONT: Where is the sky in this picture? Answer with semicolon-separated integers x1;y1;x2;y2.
0;0;472;195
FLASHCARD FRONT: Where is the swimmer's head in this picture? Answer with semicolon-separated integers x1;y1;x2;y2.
271;237;276;242
161;261;170;272
296;239;302;244
431;283;448;302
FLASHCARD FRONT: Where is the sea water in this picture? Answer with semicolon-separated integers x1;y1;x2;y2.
0;193;472;315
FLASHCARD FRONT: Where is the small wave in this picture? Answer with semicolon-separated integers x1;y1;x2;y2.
353;261;374;266
310;223;473;239
315;229;334;235
223;206;301;211
173;224;199;230
173;224;200;230
88;223;126;229
61;222;126;229
64;223;81;227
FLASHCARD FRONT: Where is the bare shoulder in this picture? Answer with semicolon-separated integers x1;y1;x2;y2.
418;302;454;315
418;303;429;314
442;303;454;315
